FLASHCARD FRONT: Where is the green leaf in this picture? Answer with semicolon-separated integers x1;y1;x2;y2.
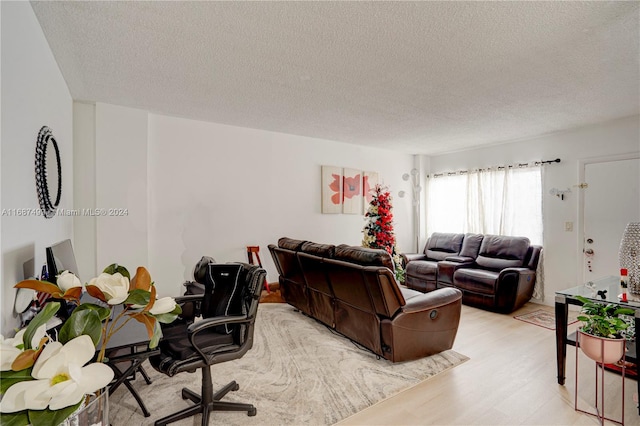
28;400;83;426
0;368;33;394
149;319;162;349
124;289;151;306
58;309;102;346
103;263;130;279
0;411;30;426
614;307;635;316
73;303;111;321
153;312;179;324
23;302;60;350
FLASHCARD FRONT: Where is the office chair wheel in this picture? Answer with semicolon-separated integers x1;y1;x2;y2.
248;407;257;416
232;383;240;391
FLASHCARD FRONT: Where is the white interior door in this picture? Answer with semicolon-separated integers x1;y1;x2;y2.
583;157;640;282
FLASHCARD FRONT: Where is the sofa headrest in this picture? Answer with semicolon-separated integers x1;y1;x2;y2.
475;235;530;271
425;232;464;260
334;245;394;270
300;241;336;258
459;233;484;258
278;237;306;251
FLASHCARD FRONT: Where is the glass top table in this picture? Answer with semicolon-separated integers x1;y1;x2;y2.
557;275;640;308
555;276;640;415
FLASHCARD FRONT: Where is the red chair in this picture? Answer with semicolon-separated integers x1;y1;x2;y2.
246;246;270;293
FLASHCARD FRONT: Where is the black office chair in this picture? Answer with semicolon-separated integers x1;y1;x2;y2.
149;262;266;426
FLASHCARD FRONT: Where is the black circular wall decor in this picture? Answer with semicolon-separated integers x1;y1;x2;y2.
35;126;62;219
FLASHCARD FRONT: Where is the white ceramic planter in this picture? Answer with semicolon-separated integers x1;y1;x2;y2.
578;330;625;364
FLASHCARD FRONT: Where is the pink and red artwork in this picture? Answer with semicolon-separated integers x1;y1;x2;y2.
363;171;379;213
342;168;362;214
321;166;378;215
321;166;342;213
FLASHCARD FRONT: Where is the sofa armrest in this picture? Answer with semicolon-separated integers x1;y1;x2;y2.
400;253;428;266
496;267;537;312
437;260;474;285
444;255;475;263
381;287;462;361
498;268;536;286
402;287;462;313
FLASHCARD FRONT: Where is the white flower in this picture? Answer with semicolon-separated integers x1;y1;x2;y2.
89;272;130;305
0;335;113;413
57;270;82;292
149;297;177;315
0;338;22;371
0;325;47;371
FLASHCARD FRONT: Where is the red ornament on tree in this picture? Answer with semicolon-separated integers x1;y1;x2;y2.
362;184;405;282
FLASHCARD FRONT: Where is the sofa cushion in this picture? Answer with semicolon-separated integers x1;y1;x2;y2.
475;235;530;271
278;237;306;251
425;233;464;261
454;268;500;294
300;241;335;258
405;260;438;281
334;245;394;270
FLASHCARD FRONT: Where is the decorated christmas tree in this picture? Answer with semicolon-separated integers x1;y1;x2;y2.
362;184;405;282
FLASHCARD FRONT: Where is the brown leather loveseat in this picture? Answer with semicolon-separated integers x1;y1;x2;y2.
402;233;542;313
268;237;463;362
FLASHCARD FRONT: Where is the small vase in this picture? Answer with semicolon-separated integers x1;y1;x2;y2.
62;389;109;426
619;222;640;294
578;330;625;364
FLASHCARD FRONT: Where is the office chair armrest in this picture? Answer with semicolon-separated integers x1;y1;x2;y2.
186;315;252;363
187;315;249;336
174;294;204;322
174;294;204;303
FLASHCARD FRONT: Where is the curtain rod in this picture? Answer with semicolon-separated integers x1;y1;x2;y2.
536;158;561;165
429;158;562;178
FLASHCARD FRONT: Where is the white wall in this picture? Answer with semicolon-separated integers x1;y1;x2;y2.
147;114;414;296
73;106;414;298
1;2;73;335
95;103;149;271
424;115;640;305
73;102;97;280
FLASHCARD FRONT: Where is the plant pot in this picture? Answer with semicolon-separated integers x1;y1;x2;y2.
578;330;625;364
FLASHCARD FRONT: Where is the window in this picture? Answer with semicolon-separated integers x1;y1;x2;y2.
426;165;543;245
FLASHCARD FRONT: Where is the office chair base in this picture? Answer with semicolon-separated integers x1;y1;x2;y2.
154;372;256;426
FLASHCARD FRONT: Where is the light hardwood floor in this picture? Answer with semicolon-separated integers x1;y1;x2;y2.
338;302;639;426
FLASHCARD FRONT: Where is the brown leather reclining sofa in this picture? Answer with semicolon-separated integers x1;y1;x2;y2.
268;237;463;362
402;232;542;313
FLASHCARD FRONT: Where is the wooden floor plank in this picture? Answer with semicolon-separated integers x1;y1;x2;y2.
337;302;638;425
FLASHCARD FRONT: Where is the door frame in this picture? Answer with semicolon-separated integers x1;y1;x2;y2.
576;152;640;283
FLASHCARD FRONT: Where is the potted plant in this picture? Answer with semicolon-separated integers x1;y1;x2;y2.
575;295;635;364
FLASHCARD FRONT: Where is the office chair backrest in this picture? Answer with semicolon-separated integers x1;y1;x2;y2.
202;263;246;334
193;256;216;284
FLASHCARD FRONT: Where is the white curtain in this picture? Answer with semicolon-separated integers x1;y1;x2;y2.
426;164;543;245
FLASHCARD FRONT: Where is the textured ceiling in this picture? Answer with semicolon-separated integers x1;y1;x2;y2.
31;1;639;155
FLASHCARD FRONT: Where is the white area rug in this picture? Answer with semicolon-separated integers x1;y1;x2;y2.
110;304;469;425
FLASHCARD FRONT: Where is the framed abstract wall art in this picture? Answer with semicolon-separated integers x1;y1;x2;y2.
321;166;342;213
321;166;379;215
342;168;362;214
362;171;379;214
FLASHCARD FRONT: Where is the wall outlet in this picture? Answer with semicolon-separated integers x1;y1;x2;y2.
565;221;573;232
